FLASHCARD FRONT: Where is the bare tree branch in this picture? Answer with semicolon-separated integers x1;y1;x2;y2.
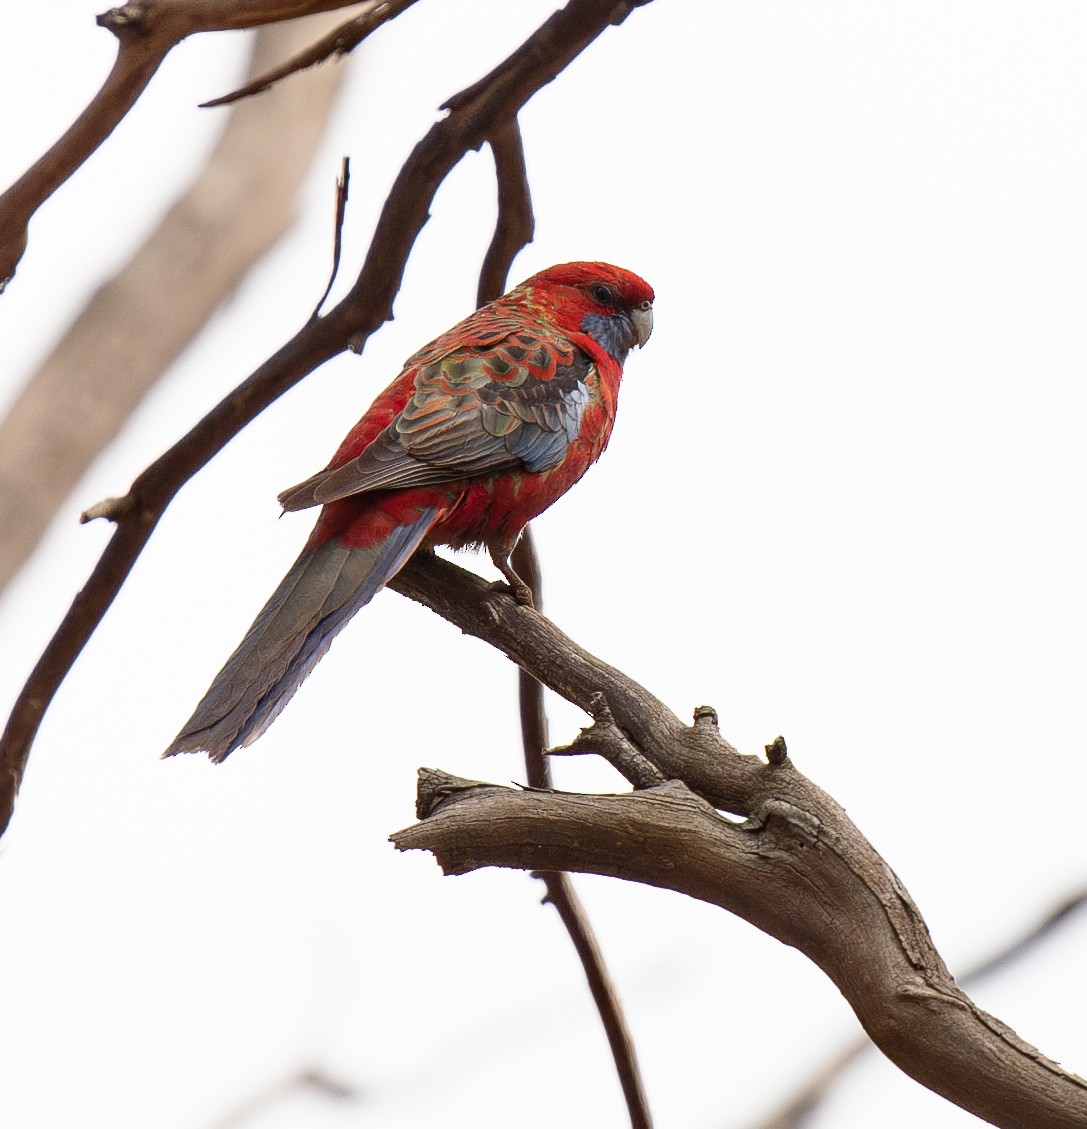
533;865;654;1126
513;528;552;789
4;10;1079;1127
746;887;1087;1129
549;694;667;790
0;0;367;285
0;15;353;595
475;121;536;314
209;1067;357;1129
966;888;1087;987
202;0;420;108
0;0;655;833
381;556;1087;1129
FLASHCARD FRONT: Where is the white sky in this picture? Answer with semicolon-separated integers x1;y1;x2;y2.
1;3;1086;1127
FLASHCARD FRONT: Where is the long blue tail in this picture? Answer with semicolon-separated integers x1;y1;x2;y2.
164;511;438;762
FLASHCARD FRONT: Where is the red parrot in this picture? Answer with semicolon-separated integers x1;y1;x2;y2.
164;261;654;762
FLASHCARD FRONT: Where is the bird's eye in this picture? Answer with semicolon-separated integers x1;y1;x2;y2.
591;283;616;305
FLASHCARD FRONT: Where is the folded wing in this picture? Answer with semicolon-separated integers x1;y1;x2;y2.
279;330;593;512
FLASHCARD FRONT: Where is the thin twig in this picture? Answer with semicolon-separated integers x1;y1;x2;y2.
535;870;654;1128
210;1067;356;1129
202;0;422;108
965;888;1087;987
475;121;535;314
474;118;547;775
511;529;550;789
0;0;655;835
514;540;656;1129
549;704;667;791
310;155;351;321
474;120;653;1129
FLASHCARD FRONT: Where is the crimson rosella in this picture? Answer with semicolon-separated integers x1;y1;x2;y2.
164;261;654;762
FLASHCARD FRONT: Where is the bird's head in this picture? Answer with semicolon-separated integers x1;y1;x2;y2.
521;262;654;364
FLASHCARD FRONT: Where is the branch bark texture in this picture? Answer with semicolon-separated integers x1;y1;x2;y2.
748;889;1087;1129
388;554;1087;1129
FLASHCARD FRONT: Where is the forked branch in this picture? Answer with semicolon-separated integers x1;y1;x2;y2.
389;552;1087;1129
0;0;364;285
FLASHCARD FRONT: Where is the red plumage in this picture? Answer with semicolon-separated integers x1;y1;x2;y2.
165;262;654;761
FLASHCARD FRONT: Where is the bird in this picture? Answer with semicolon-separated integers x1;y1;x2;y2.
164;261;654;762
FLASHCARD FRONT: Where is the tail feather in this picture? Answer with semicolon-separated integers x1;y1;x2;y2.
164;510;439;762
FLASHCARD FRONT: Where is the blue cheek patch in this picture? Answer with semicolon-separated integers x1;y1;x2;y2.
581;312;634;363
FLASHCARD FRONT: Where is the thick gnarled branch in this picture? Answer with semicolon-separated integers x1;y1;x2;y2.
747;889;1087;1129
394;758;1087;1129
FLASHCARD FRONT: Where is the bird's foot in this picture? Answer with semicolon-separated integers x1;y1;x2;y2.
487;577;535;609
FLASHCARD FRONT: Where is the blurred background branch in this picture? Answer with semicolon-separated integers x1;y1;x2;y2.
0;0;364;284
0;11;357;596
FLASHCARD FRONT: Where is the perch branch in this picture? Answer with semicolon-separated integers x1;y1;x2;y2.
748;886;1087;1129
393;752;1087;1129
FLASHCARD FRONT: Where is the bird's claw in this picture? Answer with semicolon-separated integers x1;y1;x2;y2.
487;578;535;609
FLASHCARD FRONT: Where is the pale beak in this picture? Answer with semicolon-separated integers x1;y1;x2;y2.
629;303;654;348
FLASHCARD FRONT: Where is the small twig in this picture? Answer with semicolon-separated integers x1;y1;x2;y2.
310;156;351;321
764;735;788;766
533;869;654;1129
210;1066;356;1129
0;40;162;285
201;0;421;108
549;696;666;791
475;115;547;793
511;529;551;789
692;704;719;730
79;496;134;524
965;888;1087;986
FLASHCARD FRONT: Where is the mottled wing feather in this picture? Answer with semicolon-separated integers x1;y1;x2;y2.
282;324;593;511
